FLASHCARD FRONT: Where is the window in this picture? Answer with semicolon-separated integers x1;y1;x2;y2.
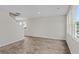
75;6;79;38
18;21;27;28
16;17;27;29
19;22;22;26
22;21;27;29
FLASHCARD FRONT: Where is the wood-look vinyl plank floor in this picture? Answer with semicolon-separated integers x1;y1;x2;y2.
0;36;70;54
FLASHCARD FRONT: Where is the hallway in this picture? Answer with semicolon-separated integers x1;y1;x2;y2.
0;37;70;54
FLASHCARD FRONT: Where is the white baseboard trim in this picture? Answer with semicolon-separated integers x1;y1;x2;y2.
0;37;25;47
24;34;65;40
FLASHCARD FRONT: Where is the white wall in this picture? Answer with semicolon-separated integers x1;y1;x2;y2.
0;12;24;47
67;34;79;53
66;6;79;54
25;16;66;40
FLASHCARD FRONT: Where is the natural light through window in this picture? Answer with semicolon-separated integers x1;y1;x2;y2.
75;5;79;38
16;17;27;29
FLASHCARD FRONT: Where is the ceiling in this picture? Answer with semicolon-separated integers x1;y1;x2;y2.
0;5;70;18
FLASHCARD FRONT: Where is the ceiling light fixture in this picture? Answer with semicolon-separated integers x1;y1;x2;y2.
37;11;40;14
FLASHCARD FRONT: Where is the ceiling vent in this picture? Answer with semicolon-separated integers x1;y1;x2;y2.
9;12;21;17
